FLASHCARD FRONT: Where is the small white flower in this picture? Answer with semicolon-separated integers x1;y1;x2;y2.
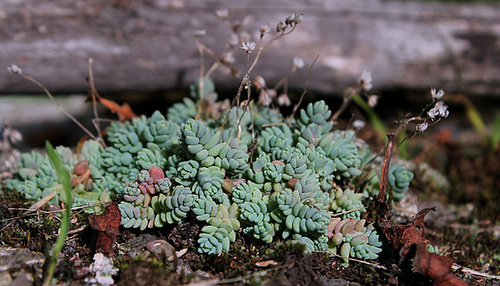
367;95;378;108
416;122;429;132
194;30;206;37
431;88;445;100
220;52;235;65
359;70;372;91
239;31;251;43
292;57;305;71
428;101;449;120
240;41;256;53
286;12;303;25
7;65;22;75
228;34;239;47
277;93;291;106
253;75;266;89
259;24;271;37
353;120;366;129
215;9;229;20
259;89;275;106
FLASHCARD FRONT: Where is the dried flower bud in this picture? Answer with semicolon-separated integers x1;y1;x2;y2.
285;12;303;26
276;21;286;32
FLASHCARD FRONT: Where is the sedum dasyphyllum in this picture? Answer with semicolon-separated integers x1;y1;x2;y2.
6;78;413;261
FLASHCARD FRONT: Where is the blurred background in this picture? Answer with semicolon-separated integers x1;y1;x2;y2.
1;0;500;145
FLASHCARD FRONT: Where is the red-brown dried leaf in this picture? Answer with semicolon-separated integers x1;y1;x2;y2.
88;202;121;256
413;244;468;286
382;207;434;257
99;97;136;121
375;136;466;285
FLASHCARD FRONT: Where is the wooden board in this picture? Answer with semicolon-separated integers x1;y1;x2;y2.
1;0;500;97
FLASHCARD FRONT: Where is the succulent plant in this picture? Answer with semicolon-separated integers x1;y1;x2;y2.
387;165;414;200
327;217;383;266
329;187;366;219
359;163;414;202
5;140;113;212
6;78;397;261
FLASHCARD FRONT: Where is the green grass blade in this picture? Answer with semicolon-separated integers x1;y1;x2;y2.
351;94;388;138
490;112;500;151
43;141;73;286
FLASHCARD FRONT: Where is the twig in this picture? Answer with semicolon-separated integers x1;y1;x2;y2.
329;88;356;122
331;206;365;217
22;191;57;215
260;122;283;128
87;58;106;147
12;69;98;142
289;55;319;120
378;134;395;204
452;264;500;280
326;253;389;270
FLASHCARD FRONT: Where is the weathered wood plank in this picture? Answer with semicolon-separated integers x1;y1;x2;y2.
1;0;499;96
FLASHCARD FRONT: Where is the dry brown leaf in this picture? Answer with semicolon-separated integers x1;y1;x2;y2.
98;97;136;121
375;135;467;285
88;202;121;256
414;244;468;286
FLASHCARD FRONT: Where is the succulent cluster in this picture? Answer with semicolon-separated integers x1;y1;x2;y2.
5;143;111;213
327;217;382;266
5;78;411;262
358;160;414;201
